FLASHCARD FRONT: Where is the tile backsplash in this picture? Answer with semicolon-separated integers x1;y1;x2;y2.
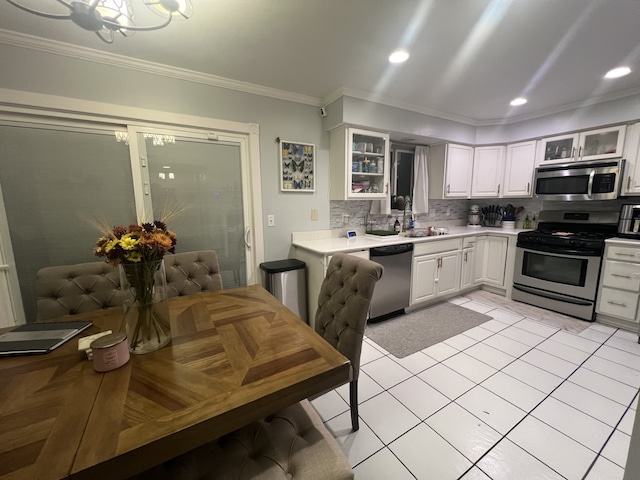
330;198;629;233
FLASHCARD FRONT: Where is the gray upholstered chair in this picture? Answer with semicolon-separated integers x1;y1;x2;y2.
36;250;223;321
164;250;223;297
314;253;384;431
36;261;122;321
132;399;354;480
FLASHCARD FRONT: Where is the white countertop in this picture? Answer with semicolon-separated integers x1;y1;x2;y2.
606;237;640;246
292;226;525;255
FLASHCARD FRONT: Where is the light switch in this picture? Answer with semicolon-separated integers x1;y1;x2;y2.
267;215;275;227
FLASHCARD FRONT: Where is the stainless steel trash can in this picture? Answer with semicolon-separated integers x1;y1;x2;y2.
259;259;307;323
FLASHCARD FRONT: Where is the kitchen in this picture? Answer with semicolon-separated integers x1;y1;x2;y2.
1;1;640;479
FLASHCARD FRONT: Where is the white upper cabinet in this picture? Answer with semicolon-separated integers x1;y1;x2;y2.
503;140;536;197
329;126;389;200
536;125;626;165
536;133;579;165
428;143;474;199
622;122;640;195
444;144;474;198
579;125;626;161
471;145;505;198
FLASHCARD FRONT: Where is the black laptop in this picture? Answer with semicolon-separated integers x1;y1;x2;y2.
0;320;92;356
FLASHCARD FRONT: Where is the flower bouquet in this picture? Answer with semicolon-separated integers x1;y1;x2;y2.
94;220;177;354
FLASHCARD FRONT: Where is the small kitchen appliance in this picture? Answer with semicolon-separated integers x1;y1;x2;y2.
467;204;483;227
618;204;640;239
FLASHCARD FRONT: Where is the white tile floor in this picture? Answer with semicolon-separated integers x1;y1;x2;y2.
311;293;640;480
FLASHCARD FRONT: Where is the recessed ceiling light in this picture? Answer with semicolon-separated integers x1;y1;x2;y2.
605;66;631;79
510;97;527;106
389;50;409;63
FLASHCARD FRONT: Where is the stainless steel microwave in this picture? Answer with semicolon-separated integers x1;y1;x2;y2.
534;158;625;201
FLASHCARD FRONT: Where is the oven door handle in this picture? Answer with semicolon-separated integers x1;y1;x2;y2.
513;284;593;306
587;169;595;198
516;243;601;257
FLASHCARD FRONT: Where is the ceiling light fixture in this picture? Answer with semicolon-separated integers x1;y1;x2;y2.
510;97;527;106
605;66;631;79
389;50;410;64
4;0;193;44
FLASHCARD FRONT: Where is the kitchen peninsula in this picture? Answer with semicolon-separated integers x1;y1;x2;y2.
292;226;521;327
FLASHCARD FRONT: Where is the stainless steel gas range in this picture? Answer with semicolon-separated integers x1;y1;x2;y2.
512;210;619;321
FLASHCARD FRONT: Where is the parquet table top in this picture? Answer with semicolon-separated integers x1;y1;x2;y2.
0;285;350;479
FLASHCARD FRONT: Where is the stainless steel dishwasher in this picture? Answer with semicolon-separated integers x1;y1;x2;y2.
369;243;413;322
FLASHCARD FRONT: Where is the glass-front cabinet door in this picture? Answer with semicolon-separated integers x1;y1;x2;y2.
578;125;626;161
537;125;626;165
330;127;389;200
537;133;579;165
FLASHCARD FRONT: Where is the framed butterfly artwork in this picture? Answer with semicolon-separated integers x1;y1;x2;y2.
279;139;315;192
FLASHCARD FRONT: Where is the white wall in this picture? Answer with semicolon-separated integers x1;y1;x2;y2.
476;94;640;144
0;42;330;262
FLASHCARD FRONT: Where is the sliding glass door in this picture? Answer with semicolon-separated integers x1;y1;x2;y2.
0;121;135;323
135;129;249;289
0;120;255;324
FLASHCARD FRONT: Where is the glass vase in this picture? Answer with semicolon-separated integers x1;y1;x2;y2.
119;259;171;354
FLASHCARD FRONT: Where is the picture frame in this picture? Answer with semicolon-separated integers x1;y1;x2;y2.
279;140;315;192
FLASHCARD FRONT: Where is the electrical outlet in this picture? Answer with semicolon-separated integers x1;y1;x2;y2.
267;214;275;227
311;209;318;221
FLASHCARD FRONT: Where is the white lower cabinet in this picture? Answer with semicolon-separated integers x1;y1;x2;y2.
478;235;508;287
411;239;461;305
460;236;478;290
596;243;640;325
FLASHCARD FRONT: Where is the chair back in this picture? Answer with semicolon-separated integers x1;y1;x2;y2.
314;253;383;380
37;261;121;321
36;250;223;321
165;250;223;297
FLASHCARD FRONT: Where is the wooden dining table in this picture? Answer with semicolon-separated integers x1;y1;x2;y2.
0;285;351;480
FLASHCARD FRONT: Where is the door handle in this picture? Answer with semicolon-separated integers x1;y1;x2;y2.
244;226;251;250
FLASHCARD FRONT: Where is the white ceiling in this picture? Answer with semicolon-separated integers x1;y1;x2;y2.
1;0;640;126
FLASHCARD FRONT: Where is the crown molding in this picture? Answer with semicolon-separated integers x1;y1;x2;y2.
475;86;640;126
1;29;638;128
328;85;640;128
0;29;323;108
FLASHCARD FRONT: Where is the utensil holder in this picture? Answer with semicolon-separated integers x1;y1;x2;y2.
484;213;503;227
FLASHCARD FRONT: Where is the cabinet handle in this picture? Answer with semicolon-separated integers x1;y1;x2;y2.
497;184;500;195
571;147;576;160
447;184;450;194
464;252;468;262
385;182;389;194
628;176;632;191
578;146;583;159
527;182;530;193
613;252;637;257
611;273;632;279
607;300;628;307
